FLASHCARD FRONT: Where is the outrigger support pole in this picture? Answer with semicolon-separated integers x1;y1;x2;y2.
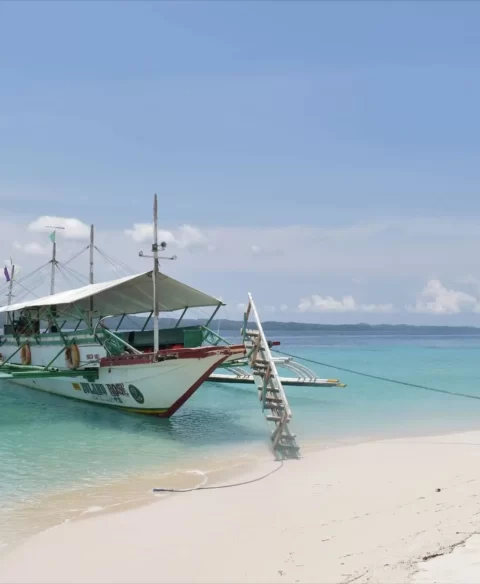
0;343;23;367
44;346;67;370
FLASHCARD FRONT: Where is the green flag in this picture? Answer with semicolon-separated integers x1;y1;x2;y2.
49;231;56;243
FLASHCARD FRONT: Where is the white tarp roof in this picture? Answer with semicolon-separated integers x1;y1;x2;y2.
0;271;222;317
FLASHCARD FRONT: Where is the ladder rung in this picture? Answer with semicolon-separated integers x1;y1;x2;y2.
266;415;282;422
263;403;285;410
252;367;268;375
279;433;297;439
276;442;300;450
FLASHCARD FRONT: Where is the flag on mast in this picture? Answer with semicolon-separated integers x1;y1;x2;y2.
3;260;14;282
49;231;56;243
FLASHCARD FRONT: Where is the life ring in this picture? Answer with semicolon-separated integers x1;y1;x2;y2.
21;344;31;366
65;344;81;370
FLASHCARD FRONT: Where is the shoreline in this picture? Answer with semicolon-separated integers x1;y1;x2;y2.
0;439;275;556
3;430;480;582
1;422;467;557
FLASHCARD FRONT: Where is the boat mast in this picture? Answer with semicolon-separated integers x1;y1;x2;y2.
46;225;65;295
152;194;159;353
138;194;176;351
89;224;94;325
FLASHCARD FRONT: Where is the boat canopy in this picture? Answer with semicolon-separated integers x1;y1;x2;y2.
0;271;223;318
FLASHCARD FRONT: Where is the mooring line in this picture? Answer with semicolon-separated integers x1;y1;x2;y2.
275;349;480;402
153;461;284;493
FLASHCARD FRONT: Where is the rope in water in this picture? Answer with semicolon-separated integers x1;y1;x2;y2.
275;349;480;402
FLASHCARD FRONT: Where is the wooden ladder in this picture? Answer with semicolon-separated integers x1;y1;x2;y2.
242;294;300;460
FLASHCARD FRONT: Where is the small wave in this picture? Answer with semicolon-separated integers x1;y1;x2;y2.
82;506;104;515
184;469;208;487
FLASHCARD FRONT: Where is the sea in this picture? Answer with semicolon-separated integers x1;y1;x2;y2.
2;330;480;552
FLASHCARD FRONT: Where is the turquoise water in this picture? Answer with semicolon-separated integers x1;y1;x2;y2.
2;332;480;547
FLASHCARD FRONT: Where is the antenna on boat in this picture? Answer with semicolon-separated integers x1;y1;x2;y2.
89;224;94;325
46;225;65;295
138;194;177;353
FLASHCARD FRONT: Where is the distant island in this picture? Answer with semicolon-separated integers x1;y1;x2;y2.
109;317;480;335
2;313;480;335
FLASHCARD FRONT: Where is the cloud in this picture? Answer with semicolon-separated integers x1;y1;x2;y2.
13;241;50;256
407;279;480;314
280;304;288;312
250;244;284;257
125;223;210;251
298;294;394;313
28;216;90;240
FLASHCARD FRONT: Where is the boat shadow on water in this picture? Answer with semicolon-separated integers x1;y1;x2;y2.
0;381;266;448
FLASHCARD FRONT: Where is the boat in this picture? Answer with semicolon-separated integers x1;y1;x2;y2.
0;195;345;457
0;271;246;415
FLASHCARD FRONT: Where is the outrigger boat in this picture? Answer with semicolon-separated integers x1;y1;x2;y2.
0;196;345;457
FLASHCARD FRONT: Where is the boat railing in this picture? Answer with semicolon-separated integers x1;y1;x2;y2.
95;325;141;356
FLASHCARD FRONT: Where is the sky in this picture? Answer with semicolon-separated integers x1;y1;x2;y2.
3;1;480;324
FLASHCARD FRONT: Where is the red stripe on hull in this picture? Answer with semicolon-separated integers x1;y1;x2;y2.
100;344;245;368
156;355;229;418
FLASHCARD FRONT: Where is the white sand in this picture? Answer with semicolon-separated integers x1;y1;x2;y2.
413;534;480;584
3;431;480;583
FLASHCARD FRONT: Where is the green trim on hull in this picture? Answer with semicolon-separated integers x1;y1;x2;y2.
0;363;98;381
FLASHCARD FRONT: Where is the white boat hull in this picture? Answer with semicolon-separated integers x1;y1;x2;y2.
9;354;224;415
1;338;246;416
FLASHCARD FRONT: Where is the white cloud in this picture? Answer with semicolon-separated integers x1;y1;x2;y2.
249;244;284;257
13;241;50;256
298;294;394;313
28;216;90;240
125;223;209;251
177;225;208;249
407;279;480;314
280;304;288;312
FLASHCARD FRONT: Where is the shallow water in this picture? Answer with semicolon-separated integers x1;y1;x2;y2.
2;332;480;548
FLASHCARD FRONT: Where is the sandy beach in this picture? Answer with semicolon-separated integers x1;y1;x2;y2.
2;432;480;583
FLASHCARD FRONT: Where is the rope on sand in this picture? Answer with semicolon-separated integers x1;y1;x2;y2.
153;461;284;493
